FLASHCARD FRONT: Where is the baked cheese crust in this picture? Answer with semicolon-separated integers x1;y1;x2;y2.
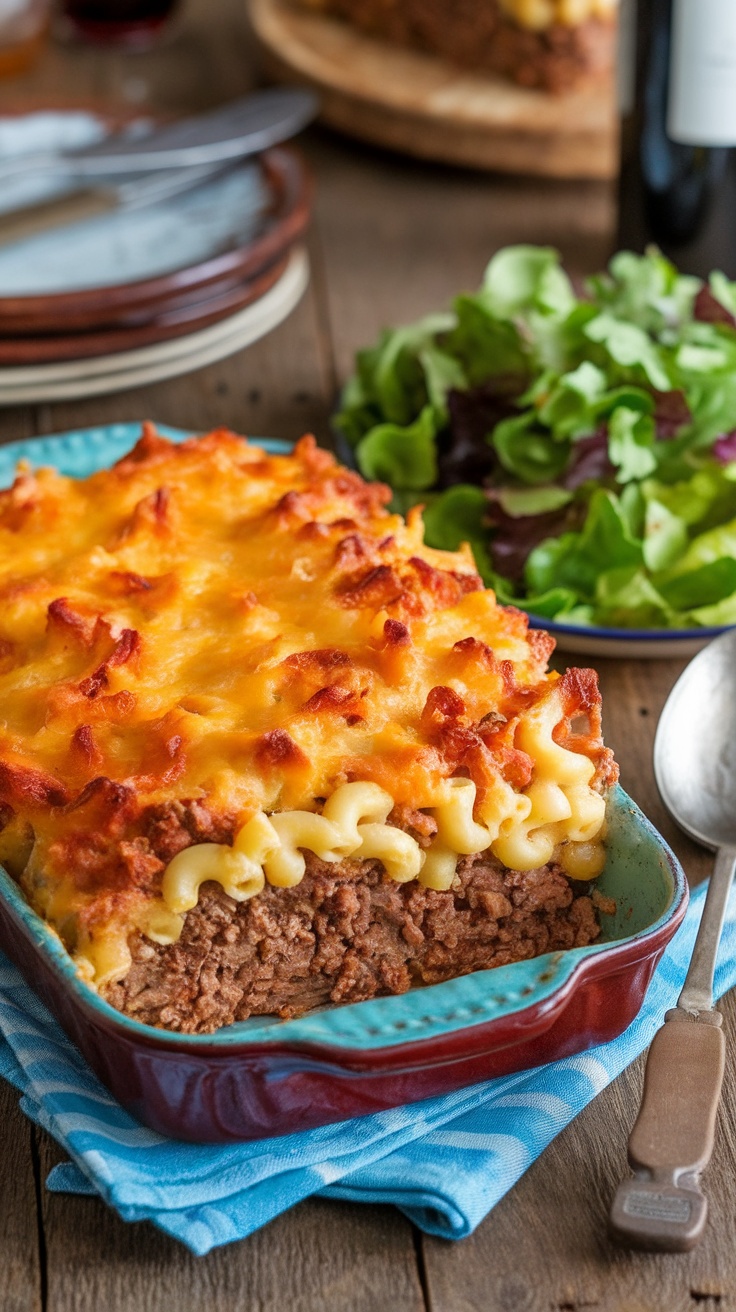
0;426;617;987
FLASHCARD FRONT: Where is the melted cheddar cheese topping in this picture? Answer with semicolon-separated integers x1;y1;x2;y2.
0;426;617;985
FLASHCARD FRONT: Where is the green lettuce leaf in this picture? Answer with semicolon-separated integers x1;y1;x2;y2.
642;498;688;572
608;406;657;483
676;342;732;373
444;295;528;385
658;558;736;610
641;464;736;532
370;313;456;424
525;490;642;600
619;481;646;539
583;313;672;391
504;586;581;618
675;374;736;450
492;413;571;485
481;245;576;318
418;345;467;419
496;485;573;516
527;301;599;374
593;566;673;628
709;270;736;319
688;593;736;626
535;361;607;438
665;516;736;574
595;385;655;418
421;483;494;582
586;249;700;336
333;373;384;447
339;314;458;435
356;405;438;490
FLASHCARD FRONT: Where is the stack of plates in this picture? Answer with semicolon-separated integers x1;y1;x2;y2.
0;109;311;401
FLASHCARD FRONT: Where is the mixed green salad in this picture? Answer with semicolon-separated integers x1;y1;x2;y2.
335;245;736;630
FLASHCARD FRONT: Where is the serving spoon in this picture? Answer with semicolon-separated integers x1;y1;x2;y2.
609;627;736;1251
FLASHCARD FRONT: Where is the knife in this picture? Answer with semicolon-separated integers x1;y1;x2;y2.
0;162;244;248
0;87;318;182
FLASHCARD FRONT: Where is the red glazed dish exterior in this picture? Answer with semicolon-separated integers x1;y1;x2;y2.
0;845;688;1142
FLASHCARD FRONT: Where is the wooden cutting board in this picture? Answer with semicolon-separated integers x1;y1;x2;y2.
248;0;617;179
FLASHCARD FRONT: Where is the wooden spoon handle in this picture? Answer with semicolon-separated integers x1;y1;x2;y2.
609;1008;725;1251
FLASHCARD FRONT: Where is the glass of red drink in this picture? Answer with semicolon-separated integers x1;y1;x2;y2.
60;0;179;48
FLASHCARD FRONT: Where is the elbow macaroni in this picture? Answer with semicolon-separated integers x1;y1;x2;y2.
156;689;608;932
493;686;605;872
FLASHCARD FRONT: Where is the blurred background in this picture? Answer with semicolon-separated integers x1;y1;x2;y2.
0;0;615;441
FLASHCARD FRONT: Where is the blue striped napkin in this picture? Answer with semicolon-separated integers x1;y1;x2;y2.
0;879;731;1255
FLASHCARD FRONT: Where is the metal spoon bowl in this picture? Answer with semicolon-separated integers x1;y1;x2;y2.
610;627;736;1251
654;627;736;851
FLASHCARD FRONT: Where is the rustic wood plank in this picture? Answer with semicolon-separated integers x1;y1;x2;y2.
36;1131;425;1312
0;1081;42;1312
308;130;614;389
0;410;41;448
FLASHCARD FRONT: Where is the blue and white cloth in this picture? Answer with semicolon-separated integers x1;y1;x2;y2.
0;880;732;1255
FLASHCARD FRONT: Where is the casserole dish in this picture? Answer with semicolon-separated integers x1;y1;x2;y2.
0;424;688;1142
0;781;687;1141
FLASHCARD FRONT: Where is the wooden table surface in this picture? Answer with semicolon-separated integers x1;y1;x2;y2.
1;3;734;1309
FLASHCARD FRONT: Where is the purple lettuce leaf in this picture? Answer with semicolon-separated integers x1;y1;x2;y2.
562;428;615;489
437;377;526;488
694;286;736;328
485;491;584;587
652;389;692;440
713;431;736;464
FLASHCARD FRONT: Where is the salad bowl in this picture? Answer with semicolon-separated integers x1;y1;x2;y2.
335;245;736;655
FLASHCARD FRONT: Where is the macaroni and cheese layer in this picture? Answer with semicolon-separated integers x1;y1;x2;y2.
0;426;617;1032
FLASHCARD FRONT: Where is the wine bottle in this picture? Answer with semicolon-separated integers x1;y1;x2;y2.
617;0;736;278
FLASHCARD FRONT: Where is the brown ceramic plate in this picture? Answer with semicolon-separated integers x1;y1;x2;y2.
0;251;291;363
0;134;311;334
0;252;309;402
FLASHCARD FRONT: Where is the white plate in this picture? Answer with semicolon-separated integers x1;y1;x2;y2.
0;111;269;295
0;248;308;402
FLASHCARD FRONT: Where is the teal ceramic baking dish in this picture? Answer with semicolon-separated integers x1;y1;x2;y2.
0;424;689;1141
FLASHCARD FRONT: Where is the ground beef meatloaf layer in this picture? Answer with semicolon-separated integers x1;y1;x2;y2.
297;0;617;93
104;850;601;1033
